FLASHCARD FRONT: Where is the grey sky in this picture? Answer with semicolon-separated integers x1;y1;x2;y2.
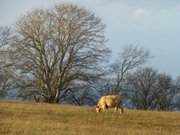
0;0;180;77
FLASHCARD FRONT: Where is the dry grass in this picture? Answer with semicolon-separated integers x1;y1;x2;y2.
0;100;180;135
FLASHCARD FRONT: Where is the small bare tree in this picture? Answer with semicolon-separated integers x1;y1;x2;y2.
126;67;158;110
173;76;180;110
155;73;178;111
12;3;110;103
110;45;150;95
126;67;178;110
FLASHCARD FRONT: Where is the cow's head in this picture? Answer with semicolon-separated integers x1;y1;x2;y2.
95;105;101;112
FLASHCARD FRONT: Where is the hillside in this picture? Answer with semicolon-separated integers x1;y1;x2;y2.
0;101;180;135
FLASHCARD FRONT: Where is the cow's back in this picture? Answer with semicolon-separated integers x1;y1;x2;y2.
105;95;120;107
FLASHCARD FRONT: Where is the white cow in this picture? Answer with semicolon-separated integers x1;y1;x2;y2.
95;95;123;114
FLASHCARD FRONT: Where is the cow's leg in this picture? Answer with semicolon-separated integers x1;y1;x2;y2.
114;106;118;112
120;107;123;115
102;104;109;112
118;103;123;115
102;105;106;112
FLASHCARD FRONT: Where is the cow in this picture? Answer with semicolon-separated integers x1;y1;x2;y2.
95;95;123;114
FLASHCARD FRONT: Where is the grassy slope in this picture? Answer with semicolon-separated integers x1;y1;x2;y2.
0;101;180;135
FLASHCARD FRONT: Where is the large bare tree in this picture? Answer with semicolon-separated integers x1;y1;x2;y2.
0;26;15;98
12;3;110;103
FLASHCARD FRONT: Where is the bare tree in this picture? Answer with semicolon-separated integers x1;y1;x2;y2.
110;45;150;95
126;67;178;110
173;76;180;110
67;86;96;105
126;67;158;110
155;73;173;110
0;26;15;98
155;73;180;111
12;3;110;103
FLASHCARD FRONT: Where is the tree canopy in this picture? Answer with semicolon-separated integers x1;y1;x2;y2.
12;3;110;103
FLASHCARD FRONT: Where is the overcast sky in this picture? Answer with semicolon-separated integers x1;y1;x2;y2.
0;0;180;77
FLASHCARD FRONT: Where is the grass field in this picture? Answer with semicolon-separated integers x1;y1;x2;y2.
0;100;180;135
